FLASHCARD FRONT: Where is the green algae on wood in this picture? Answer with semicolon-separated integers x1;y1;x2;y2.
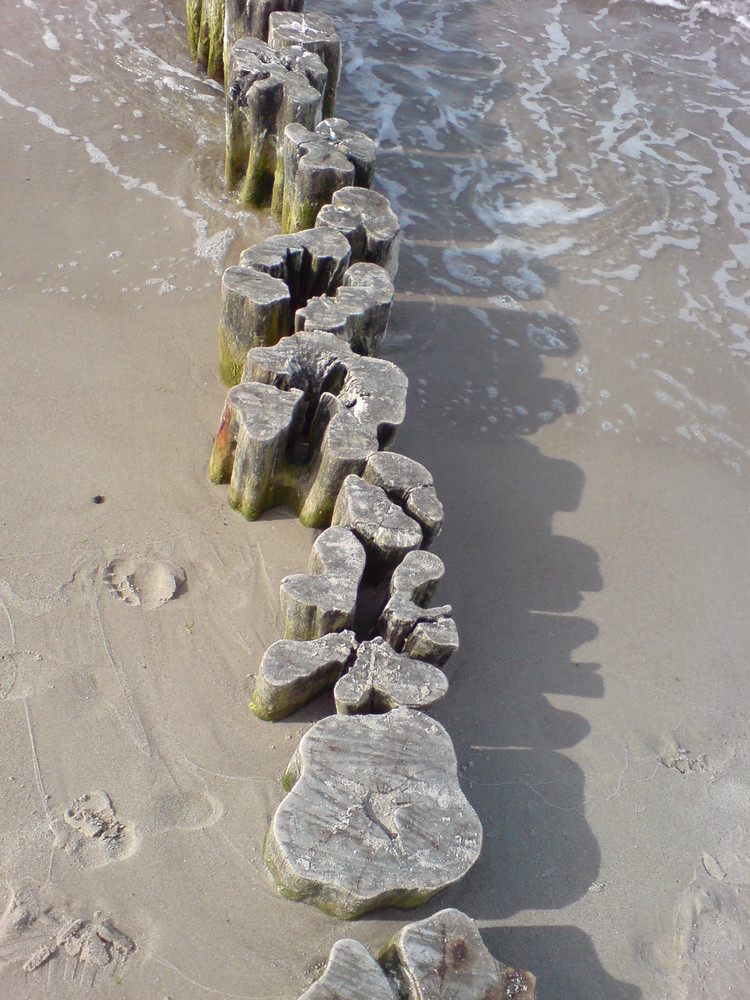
225;38;326;208
210;329;407;528
217;265;291;386
186;0;203;60
224;0;305;58
195;0;225;79
251;630;357;720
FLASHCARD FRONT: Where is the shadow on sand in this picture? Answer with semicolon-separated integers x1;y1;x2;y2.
385;286;639;998
311;0;643;993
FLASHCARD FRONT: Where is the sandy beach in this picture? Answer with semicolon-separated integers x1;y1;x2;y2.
2;0;750;996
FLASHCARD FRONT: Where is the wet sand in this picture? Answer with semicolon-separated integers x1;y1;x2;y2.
2;0;750;997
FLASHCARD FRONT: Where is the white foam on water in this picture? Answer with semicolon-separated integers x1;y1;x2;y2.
82;0;217;88
42;27;60;50
592;264;642;280
502;268;547;300
527;324;568;351
373;0;405;33
0;87;24;110
632;0;690;8
26;105;72;136
639;232;701;258
376;172;426;232
443;254;491;289
3;49;34;67
195;227;235;270
344;42;403;147
496;198;604;228
465;233;577;264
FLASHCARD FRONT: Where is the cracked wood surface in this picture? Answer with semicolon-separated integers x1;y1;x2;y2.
280;527;366;640
264;708;482;918
333;637;448;715
280;118;376;233
380;907;536;999
332;475;423;569
316;186;401;278
225;38;327;207
379;550;459;668
299;939;396;999
252;630;358;720
268;12;342;118
296;262;394;356
363;451;444;545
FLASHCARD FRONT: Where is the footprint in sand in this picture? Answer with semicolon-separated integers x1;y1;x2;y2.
668;877;750;997
50;790;137;869
0;882;40;959
1;884;135;986
103;557;186;609
648;833;750;999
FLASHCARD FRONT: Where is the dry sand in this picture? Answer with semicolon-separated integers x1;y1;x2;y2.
2;0;750;998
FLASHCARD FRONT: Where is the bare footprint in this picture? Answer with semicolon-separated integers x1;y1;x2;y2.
17;906;134;985
649;833;750;999
103;557;185;609
670;878;750;997
0;882;41;966
50;790;137;869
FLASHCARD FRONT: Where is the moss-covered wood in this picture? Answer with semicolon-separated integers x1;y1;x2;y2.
217;265;291;385
225;38;325;207
251;631;357;720
224;0;304;58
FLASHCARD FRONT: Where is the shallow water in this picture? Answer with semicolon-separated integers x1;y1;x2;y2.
2;0;750;997
325;0;750;470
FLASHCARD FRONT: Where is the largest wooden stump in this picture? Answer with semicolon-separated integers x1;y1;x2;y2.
264;708;482;918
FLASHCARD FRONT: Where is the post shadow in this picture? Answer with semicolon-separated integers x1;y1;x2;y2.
380;271;637;1000
484;925;642;1000
317;0;643;994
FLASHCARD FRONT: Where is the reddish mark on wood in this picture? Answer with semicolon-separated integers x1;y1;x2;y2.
452;938;468;965
215;405;232;454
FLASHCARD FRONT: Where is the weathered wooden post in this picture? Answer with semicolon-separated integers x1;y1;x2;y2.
279;118;376;232
268;12;341;118
225;38;326;206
